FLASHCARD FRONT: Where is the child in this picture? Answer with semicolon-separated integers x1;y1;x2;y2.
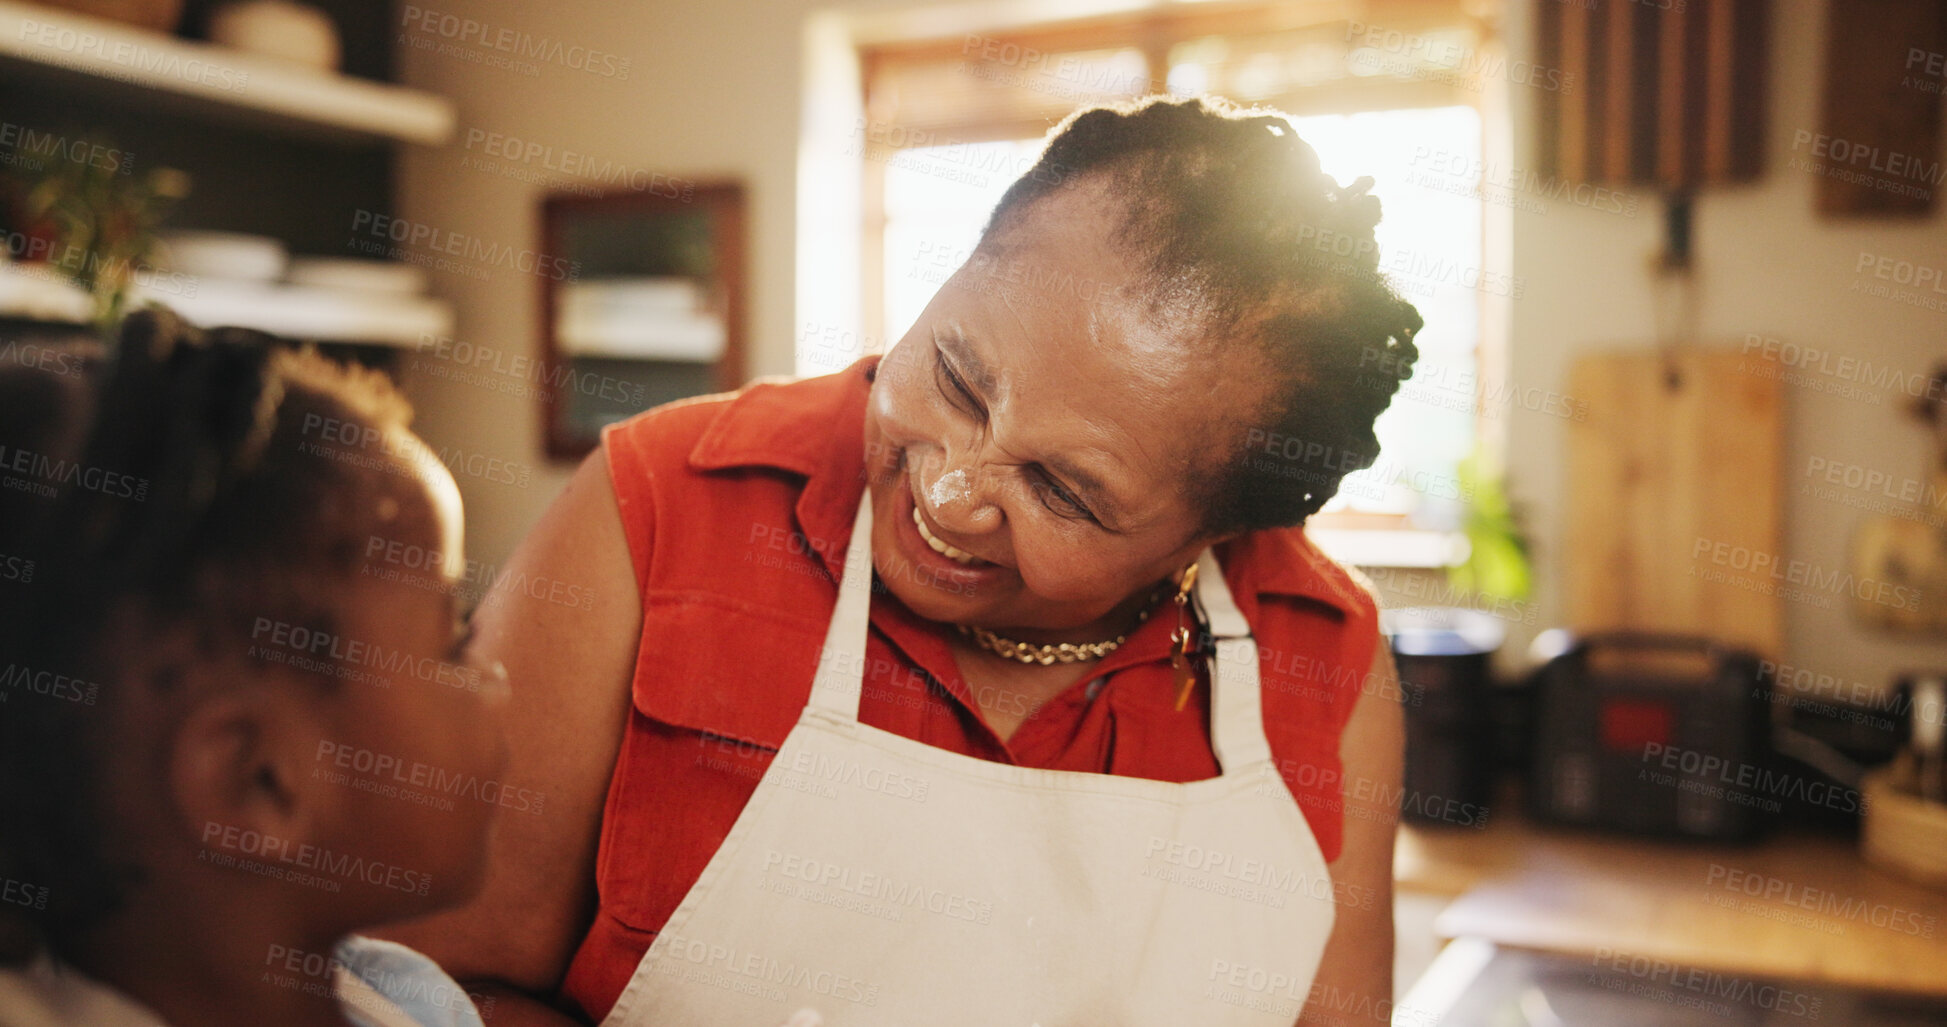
0;308;509;1026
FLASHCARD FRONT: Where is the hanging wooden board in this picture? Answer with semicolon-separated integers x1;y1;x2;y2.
1815;0;1947;218
1564;348;1783;657
1534;0;1768;188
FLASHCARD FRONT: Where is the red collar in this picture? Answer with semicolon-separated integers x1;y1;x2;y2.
684;354;1368;619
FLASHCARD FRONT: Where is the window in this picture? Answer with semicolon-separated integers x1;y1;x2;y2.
850;1;1502;558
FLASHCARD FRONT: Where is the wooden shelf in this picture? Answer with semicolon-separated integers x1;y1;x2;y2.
0;1;453;145
0;261;91;323
1309;527;1465;569
145;280;454;347
0;262;453;347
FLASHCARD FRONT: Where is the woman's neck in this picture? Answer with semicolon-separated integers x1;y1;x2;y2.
977;575;1174;648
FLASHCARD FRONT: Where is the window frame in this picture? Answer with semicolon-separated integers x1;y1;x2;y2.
854;0;1506;561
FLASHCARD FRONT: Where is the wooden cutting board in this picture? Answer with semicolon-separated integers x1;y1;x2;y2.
1564;347;1783;657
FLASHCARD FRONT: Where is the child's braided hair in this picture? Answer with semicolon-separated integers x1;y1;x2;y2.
0;307;414;959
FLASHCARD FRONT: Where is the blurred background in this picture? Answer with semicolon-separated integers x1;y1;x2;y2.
4;0;1946;1022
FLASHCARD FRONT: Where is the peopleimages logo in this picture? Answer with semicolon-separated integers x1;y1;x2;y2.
759;849;994;924
412;333;647;406
0;442;150;501
1741;332;1946;402
249;617;485;692
1791;130;1946;189
0;663;99;705
265;944;493;1019
0;231;197;300
1691;537;1920;612
0;338;86;380
0;121;133;174
1589;948;1821;1020
348;211;579;282
647;932;883;1007
314;740;545;816
461;129;692;198
1;876;48;910
1804;456;1946;510
362;534;599;613
16;18;250;92
400;5;631;80
200;822;431;895
0;552;32;584
1409;145;1641;217
1640;742;1865;814
1344;21;1574;93
1704;864;1936;938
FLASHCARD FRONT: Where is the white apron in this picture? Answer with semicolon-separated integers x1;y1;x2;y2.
601;489;1336;1026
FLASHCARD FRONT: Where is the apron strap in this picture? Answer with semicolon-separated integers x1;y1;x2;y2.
1192;547;1274;770
805;488;877;721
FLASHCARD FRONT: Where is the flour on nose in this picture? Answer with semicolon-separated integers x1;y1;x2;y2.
929;468;973;507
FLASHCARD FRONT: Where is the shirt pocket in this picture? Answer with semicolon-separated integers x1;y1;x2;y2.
593;593;828;933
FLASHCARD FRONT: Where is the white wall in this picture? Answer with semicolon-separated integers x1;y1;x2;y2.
398;0;1947;694
394;0;855;565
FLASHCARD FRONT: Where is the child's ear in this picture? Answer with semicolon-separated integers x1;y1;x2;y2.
167;678;336;860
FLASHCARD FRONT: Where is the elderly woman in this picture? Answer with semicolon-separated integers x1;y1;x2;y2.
392;95;1422;1026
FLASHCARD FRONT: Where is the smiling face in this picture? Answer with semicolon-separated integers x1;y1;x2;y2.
862;176;1275;638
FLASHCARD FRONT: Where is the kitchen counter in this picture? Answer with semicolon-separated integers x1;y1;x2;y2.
1394;795;1947;1000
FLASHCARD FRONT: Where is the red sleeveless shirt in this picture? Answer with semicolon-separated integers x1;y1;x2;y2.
557;355;1383;1022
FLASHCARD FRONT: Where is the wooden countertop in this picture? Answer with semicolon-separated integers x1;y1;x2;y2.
1394;799;1947;998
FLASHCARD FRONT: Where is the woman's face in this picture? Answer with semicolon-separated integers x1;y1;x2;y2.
863;178;1271;634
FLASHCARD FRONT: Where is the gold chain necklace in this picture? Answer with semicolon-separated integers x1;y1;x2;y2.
954;567;1194;666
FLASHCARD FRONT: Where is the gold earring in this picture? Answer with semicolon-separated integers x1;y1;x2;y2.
1170;561;1200;711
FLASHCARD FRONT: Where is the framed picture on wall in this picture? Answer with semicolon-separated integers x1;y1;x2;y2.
537;181;747;459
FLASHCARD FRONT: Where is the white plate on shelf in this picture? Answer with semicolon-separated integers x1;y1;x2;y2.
563;277;706;315
154;230;289;283
285;257;427;296
555;277;724;361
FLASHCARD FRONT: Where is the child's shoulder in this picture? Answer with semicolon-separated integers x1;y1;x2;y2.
333;935;489;1027
0;937;488;1027
0;953;168;1027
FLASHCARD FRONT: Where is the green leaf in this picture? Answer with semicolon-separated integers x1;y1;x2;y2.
1447;442;1532;602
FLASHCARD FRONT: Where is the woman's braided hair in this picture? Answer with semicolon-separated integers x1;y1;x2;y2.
0;307;414;959
980;95;1423;536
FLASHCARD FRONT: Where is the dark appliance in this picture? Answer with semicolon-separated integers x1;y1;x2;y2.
1387;607;1504;829
1527;632;1773;841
